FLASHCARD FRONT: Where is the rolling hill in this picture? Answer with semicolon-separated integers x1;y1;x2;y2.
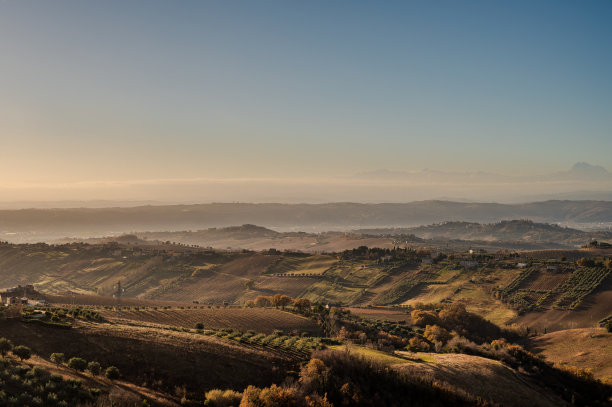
1;241;610;333
60;220;612;252
358;219;612;247
2;200;612;243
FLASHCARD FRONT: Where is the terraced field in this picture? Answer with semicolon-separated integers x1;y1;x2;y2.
300;280;363;304
552;267;611;309
148;254;281;303
240;275;317;301
523;271;569;291
267;254;337;276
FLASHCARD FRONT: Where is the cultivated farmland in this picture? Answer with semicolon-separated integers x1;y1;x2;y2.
99;307;321;335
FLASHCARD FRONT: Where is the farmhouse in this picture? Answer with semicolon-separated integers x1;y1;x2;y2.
1;285;40;306
0;295;28;306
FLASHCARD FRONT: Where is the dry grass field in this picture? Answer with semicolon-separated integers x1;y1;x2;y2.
531;327;612;382
394;353;570;407
148;254;281;303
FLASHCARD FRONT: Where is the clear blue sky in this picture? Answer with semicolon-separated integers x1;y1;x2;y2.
1;0;611;187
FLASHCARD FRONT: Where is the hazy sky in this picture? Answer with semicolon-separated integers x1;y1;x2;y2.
1;1;611;201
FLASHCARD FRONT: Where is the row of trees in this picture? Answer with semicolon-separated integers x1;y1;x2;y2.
244;295;312;311
49;353;119;380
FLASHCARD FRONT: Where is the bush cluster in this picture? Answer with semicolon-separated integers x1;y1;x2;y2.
0;339;98;407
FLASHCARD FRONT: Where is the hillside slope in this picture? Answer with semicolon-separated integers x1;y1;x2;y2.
2;242;611;333
0;319;296;395
530;328;612;382
395;352;569;407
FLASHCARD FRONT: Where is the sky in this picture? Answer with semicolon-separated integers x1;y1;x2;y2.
0;1;611;203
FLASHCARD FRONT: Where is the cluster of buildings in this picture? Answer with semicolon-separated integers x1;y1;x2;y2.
0;284;45;307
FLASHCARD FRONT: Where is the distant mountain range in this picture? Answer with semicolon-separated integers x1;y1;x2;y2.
1;200;612;243
355;162;612;182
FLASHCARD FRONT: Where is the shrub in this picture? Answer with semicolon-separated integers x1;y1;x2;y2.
195;322;204;330
294;298;311;311
257;384;300;406
105;366;120;380
444;336;479;354
13;345;32;361
87;361;101;376
204;389;242;406
408;337;430;352
555;364;596;381
50;353;65;366
577;257;596;267
68;357;87;372
240;385;263;406
254;296;272;307
423;324;452;344
0;338;13;356
411;310;439;327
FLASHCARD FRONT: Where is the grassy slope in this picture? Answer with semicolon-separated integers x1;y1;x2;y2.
328;344;571;407
394;352;569;407
0;319;296;395
531;328;612;382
